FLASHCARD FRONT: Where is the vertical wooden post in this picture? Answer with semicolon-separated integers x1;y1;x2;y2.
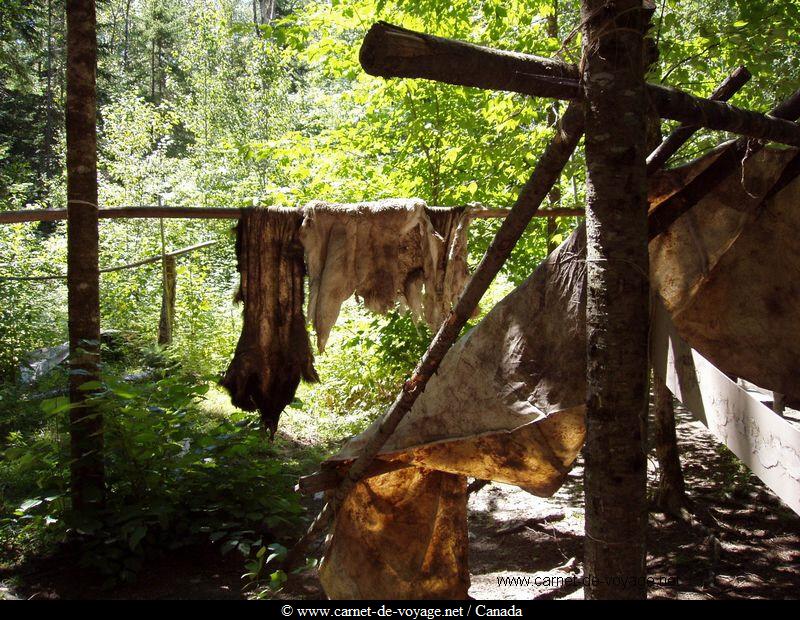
582;0;651;600
158;255;177;346
653;372;688;515
66;0;104;512
157;209;176;346
773;392;785;417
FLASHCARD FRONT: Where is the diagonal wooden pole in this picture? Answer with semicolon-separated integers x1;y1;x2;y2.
294;69;753;501
283;101;586;569
645;66;751;174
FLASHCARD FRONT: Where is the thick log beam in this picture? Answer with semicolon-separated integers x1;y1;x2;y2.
359;21;577;95
361;22;800;148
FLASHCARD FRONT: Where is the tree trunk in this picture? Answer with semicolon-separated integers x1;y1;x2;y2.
653;373;688;515
259;0;275;24
65;0;104;513
43;0;55;183
582;1;651;600
123;0;131;70
150;35;156;101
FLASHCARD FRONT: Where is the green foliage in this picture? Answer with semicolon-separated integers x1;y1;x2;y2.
1;0;799;591
1;369;304;583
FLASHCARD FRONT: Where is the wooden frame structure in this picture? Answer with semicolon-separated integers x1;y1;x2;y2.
283;22;800;573
4;11;800;594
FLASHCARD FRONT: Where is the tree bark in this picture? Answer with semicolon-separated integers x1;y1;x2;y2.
582;1;650;600
360;22;800;148
652;373;688;515
66;0;104;512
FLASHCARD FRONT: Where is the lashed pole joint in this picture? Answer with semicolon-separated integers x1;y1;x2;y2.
646;66;751;174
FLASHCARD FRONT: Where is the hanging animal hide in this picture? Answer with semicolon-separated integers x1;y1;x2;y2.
424;206;472;327
649;146;800;401
221;208;318;434
319;146;800;599
299;200;471;351
319;468;470;600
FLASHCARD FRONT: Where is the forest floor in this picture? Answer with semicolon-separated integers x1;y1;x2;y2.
3;403;799;600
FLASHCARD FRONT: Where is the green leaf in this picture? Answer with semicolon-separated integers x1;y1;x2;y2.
40;396;73;415
129;525;147;550
17;498;43;513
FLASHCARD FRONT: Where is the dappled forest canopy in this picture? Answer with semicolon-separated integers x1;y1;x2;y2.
2;0;799;374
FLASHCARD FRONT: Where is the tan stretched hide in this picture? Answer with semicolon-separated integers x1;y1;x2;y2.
650;146;800;401
320;147;800;599
300;200;470;351
319;469;470;600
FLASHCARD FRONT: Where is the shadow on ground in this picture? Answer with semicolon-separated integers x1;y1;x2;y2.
4;403;799;600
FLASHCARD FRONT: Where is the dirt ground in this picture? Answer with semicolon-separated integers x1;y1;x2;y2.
4;403;799;600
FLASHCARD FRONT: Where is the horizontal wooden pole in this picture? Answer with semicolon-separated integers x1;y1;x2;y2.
1;240;218;281
0;205;584;225
469;206;583;218
361;22;800;148
0;206;243;224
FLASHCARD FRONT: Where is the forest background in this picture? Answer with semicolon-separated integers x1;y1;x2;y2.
1;0;798;592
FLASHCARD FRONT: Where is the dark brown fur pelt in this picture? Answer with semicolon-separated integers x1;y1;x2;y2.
221;208;318;434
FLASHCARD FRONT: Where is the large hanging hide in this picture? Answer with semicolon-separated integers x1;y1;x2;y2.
649;146;800;401
299;200;470;351
319;468;470;600
319;146;800;599
221;208;318;434
320;222;589;599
